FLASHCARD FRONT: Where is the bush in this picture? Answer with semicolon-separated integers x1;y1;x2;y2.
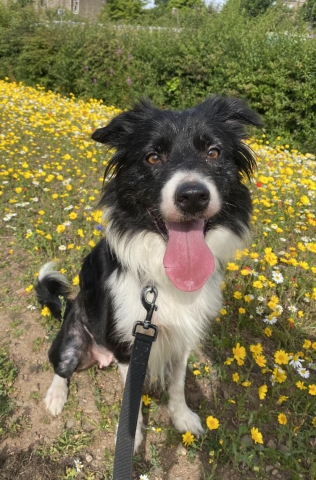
0;0;315;151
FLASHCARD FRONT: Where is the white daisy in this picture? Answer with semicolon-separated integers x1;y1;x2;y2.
297;367;310;379
256;306;264;315
272;271;284;284
288;305;298;313
289;355;304;369
274;304;283;315
263;316;277;325
74;459;84;472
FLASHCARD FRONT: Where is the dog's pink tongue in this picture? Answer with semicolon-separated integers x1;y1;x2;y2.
163;219;215;292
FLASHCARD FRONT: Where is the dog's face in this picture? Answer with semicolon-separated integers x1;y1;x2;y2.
92;97;261;291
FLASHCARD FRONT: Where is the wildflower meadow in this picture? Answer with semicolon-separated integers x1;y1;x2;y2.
0;79;316;479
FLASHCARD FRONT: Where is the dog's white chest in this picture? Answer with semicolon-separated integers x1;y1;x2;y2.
107;268;223;382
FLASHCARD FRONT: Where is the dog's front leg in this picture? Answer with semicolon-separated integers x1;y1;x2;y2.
117;363;144;453
168;352;204;436
45;374;69;416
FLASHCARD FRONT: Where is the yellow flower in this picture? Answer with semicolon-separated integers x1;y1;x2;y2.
69;212;77;220
232;372;240;383
274;350;289;365
182;431;195;447
193;369;201;376
244;294;253;302
241;269;252;276
242;381;252;387
232;343;246;362
224;357;234;365
250;427;263;444
278;413;287;425
25;284;34;293
77;229;84;238
142;394;151;406
296;381;307;390
309;385;316;396
72;275;79;286
249;343;263;356
258;385;268;400
264;327;272;337
300;195;310;205
56;224;66;233
255;355;266;368
227;263;239;271
303;339;311;349
233;291;242;299
253;280;263;289
277;396;289;404
41;306;51;317
264;247;277;266
272;367;287;384
206;416;220;430
238;307;246;314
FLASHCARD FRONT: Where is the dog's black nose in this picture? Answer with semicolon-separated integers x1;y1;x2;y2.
175;182;210;214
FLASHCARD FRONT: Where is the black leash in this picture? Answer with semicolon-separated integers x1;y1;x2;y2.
113;286;159;480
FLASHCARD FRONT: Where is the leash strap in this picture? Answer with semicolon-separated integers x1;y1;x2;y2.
113;286;159;480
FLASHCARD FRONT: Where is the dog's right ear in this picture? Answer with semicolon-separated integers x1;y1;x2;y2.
91;100;153;148
91;112;132;148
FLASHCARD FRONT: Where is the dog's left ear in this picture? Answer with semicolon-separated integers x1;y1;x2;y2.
200;96;262;132
200;97;262;179
222;97;262;130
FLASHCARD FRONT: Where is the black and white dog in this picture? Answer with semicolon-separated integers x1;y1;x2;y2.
36;97;261;451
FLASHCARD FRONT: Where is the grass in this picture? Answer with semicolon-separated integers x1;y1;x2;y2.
0;78;315;479
0;348;18;436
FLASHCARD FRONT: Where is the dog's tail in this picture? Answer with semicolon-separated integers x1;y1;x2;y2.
36;262;74;321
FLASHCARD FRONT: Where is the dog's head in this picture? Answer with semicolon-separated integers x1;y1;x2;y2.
92;97;261;291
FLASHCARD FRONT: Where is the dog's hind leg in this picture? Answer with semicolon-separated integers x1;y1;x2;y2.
168;351;205;436
44;299;95;416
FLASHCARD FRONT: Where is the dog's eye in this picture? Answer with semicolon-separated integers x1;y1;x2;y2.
207;148;220;160
146;153;162;165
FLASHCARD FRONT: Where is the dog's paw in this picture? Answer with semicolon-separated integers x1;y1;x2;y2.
44;375;68;416
169;405;205;436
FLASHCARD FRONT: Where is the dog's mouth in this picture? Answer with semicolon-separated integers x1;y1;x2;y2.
148;211;215;292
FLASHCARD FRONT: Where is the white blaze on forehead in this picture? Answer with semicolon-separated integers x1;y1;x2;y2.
160;170;221;222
